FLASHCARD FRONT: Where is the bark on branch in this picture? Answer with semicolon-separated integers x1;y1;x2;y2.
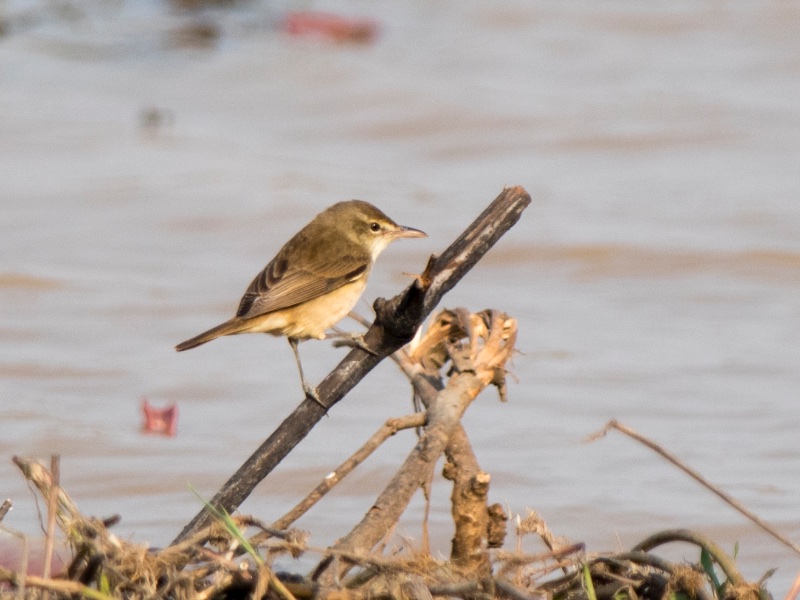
173;186;531;544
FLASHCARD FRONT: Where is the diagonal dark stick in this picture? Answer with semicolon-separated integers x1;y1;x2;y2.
172;186;531;544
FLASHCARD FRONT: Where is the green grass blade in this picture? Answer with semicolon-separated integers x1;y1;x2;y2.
582;563;597;600
700;548;723;595
188;484;263;565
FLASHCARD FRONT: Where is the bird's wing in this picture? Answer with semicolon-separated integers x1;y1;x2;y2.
235;244;370;319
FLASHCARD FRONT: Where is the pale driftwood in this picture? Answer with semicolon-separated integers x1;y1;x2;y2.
391;319;505;576
444;448;492;574
12;456;80;526
317;309;517;583
173;186;531;544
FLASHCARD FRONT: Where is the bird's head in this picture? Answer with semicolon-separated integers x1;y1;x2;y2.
325;200;427;261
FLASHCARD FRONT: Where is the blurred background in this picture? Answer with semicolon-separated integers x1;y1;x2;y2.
1;0;799;592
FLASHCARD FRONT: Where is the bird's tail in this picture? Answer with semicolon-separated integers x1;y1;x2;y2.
175;319;248;351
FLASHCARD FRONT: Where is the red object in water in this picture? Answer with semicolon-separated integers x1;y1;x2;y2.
281;11;380;44
141;398;178;437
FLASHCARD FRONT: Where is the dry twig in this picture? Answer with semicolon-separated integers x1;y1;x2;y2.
247;412;427;549
2;456;774;600
588;420;800;556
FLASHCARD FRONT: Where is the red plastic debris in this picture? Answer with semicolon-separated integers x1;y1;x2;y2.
280;11;380;44
141;397;178;437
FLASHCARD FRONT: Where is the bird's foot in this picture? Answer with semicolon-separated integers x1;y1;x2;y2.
330;330;378;356
303;382;328;410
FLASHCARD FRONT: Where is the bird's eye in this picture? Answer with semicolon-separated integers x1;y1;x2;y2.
369;222;381;232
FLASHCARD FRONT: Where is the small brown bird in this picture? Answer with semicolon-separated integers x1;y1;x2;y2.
176;200;426;404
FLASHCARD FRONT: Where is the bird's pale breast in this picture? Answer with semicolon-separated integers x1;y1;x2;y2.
239;277;368;340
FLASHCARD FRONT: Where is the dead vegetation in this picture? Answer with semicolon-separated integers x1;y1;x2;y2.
0;308;780;600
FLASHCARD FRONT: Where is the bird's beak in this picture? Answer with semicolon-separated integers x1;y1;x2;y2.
391;225;427;239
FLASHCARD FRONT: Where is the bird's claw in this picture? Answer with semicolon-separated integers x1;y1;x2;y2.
304;383;328;410
330;331;378;356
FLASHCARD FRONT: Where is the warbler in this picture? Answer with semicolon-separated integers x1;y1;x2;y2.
175;200;426;404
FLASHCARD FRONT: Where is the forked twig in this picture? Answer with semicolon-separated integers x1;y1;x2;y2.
247;412;426;549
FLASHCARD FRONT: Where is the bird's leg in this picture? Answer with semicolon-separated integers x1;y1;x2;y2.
288;337;327;409
328;327;378;356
